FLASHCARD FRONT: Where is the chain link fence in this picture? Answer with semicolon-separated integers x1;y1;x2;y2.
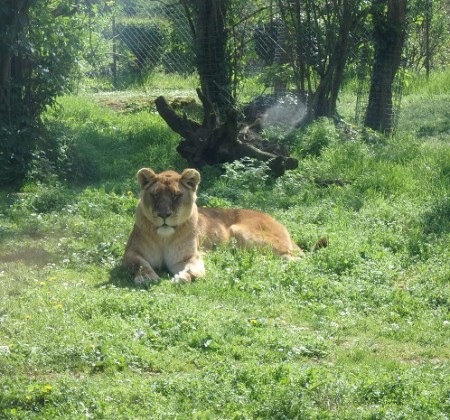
111;1;194;77
92;1;292;90
86;0;410;130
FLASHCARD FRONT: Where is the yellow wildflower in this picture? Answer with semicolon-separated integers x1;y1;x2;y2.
42;385;53;393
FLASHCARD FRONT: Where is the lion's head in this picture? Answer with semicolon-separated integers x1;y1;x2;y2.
136;168;201;236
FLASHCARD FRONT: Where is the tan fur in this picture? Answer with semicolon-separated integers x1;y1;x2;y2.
123;168;304;284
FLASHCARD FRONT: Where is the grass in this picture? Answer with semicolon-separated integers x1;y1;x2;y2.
1;73;449;418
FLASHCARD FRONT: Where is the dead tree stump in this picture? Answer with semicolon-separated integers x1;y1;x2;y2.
155;90;298;177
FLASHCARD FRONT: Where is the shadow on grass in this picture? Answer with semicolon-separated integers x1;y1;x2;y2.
408;196;450;258
423;196;450;235
105;263;171;290
0;247;57;267
418;120;450;138
105;263;136;289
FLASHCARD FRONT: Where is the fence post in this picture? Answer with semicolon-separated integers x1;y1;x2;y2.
425;0;432;79
112;15;117;89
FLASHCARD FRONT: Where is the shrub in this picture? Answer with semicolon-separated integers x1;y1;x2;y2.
290;117;339;157
0;4;88;186
117;20;169;70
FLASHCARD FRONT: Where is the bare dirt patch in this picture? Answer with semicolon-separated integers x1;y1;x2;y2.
0;247;55;267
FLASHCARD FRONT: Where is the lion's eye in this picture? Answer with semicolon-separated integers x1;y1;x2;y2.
150;192;159;200
173;193;182;200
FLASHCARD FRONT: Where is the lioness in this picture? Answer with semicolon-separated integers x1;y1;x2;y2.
123;168;304;284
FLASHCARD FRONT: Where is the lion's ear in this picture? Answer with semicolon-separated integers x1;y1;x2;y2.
180;168;201;191
137;168;157;188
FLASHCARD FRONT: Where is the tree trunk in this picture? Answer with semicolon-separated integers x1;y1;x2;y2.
0;0;32;127
364;0;407;134
192;0;232;119
0;0;34;185
158;1;298;176
310;0;355;120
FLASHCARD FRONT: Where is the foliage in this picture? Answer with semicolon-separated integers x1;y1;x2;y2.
0;0;112;185
273;0;372;119
405;0;450;71
114;17;195;82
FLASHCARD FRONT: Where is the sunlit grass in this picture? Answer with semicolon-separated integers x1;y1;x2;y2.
0;73;449;418
403;68;450;95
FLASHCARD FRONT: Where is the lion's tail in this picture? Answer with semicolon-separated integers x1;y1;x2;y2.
310;236;328;252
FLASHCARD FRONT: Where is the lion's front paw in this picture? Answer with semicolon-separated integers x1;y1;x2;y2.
172;272;192;284
134;272;160;285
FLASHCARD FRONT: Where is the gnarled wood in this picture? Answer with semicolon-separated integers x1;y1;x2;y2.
155;94;298;177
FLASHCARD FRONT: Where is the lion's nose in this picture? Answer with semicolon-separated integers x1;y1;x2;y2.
157;210;172;220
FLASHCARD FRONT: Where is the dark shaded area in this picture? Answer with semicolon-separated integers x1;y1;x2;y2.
423;197;450;235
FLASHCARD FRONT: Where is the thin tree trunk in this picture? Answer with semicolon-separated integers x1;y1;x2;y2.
0;0;32;126
364;0;407;134
1;3;32;96
311;0;354;119
194;0;232;119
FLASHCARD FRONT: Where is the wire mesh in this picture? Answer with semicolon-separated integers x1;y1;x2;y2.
111;0;194;74
86;0;408;131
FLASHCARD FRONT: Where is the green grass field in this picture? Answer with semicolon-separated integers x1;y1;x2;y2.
1;73;449;418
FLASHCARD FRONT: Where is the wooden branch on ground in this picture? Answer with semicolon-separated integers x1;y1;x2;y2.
155;96;201;138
